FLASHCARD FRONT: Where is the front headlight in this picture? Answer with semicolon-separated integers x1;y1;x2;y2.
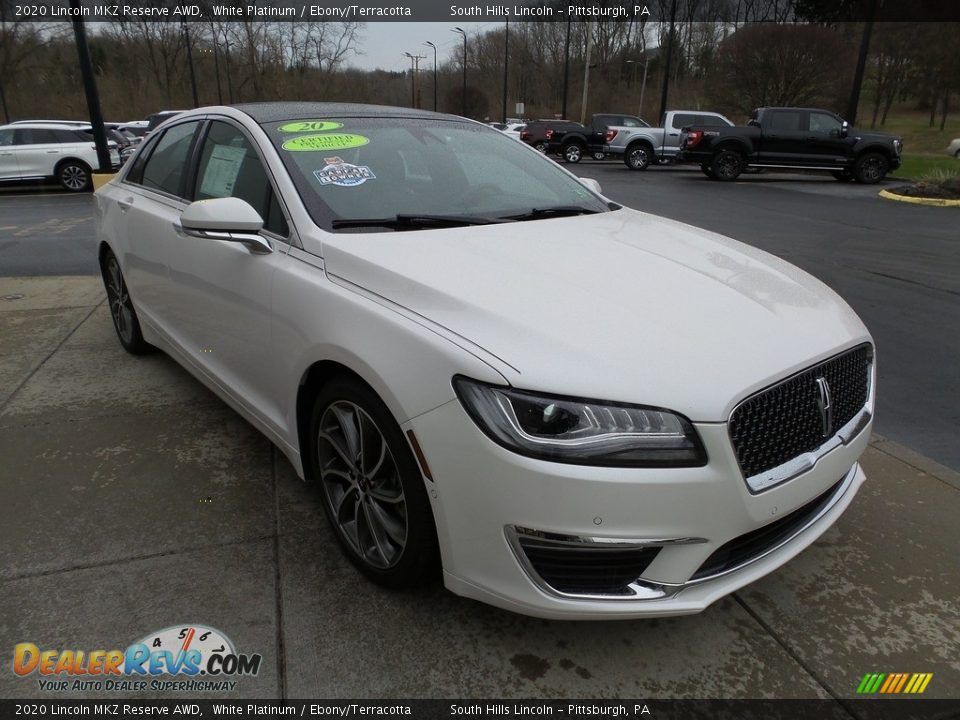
453;376;707;467
894;139;903;155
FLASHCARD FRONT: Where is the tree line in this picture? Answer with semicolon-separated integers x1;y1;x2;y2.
0;3;957;131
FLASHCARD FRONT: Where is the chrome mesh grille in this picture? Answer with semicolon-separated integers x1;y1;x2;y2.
729;345;871;480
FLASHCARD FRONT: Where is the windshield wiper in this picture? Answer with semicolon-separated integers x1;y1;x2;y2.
501;206;600;221
331;214;506;231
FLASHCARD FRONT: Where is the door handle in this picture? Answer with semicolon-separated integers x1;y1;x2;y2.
117;196;134;211
669;132;679;136
46;150;59;154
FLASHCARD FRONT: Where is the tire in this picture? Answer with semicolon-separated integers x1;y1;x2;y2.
533;141;548;153
592;152;606;161
100;248;153;355
832;169;855;183
562;142;583;163
710;149;744;181
57;160;92;192
854;152;889;184
700;164;714;178
624;144;651;171
309;376;438;588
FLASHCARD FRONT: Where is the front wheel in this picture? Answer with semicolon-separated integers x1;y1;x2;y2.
100;248;153;355
624;145;651;171
562;143;583;163
592;151;606;161
700;164;715;178
310;377;438;588
710;149;744;181
57;161;92;192
854;153;889;184
533;141;548;153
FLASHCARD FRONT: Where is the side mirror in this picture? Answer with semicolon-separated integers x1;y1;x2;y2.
840;121;849;138
747;119;761;128
178;197;272;255
579;177;602;195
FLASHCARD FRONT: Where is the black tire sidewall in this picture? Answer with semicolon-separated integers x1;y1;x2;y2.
711;150;743;181
308;376;438;588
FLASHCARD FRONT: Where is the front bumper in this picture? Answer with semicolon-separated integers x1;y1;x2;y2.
407;398;870;619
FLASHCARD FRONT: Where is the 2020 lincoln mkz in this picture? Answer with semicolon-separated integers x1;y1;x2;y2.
94;103;875;619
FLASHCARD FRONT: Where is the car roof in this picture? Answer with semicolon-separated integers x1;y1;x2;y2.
231;102;462;124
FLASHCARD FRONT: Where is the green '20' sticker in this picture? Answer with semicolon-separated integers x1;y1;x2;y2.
278;120;343;133
281;134;369;151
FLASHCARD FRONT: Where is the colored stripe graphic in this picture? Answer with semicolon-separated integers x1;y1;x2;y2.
857;672;932;694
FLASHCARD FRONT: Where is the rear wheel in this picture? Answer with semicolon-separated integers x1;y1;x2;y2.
562;142;583;163
533;141;548;153
309;376;438;588
592;151;606;161
710;149;743;181
100;248;153;355
624;145;651;171
57;160;92;192
854;152;889;184
832;169;855;182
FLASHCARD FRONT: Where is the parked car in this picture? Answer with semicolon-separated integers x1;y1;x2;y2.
145;110;186;133
95;103;875;619
678;107;903;183
605;110;734;170
551;113;649;163
948;138;960;159
519;120;583;153
501;122;526;141
0;122;120;191
24;121;137;164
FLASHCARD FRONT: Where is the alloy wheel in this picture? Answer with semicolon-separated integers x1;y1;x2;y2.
317;401;408;569
859;157;885;182
715;153;741;180
61;165;88;191
628;147;649;170
105;256;135;345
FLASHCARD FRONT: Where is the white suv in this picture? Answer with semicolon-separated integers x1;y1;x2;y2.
0;122;120;192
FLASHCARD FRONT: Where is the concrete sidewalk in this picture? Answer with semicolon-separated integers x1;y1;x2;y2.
1;276;958;701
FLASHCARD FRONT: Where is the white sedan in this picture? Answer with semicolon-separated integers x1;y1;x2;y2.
95;103;875;619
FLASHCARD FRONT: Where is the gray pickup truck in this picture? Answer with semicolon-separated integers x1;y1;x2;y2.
604;110;733;170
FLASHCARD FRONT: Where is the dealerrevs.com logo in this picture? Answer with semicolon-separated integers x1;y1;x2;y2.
13;625;262;692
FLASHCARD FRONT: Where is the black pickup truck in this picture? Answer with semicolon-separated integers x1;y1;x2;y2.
550;113;649;163
677;107;903;183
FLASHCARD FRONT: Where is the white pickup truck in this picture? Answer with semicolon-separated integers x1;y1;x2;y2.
604;110;734;170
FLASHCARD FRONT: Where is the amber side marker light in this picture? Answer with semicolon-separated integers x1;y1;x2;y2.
406;430;434;482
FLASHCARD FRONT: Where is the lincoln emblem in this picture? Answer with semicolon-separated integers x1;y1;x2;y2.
815;377;833;438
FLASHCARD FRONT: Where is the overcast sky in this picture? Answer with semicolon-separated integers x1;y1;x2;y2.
344;22;498;72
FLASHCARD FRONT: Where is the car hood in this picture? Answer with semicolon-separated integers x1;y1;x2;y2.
320;209;870;421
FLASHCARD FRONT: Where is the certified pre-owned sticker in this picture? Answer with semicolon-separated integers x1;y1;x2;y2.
278;120;344;133
282;134;369;151
313;157;376;187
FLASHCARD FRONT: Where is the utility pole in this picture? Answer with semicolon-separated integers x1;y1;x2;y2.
501;20;509;124
210;23;223;105
424;41;438;111
845;0;878;125
404;52;426;109
69;3;111;173
452;27;467;117
561;18;571;119
182;21;199;108
0;1;9;123
580;20;595;125
658;0;678;123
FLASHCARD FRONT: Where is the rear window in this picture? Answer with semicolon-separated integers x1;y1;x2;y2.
768;111;803;131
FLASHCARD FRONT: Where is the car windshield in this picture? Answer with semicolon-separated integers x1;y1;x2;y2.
264;117;613;232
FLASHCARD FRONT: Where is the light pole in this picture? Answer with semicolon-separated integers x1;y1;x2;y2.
561;18;571;119
451;26;467;117
182;21;199;108
424;41;438;111
626;57;649;120
501;20;509;124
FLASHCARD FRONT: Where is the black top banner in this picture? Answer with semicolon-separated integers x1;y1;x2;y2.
2;699;960;720
2;0;959;22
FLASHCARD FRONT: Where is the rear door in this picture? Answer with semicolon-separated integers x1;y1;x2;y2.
0;128;18;180
758;109;807;165
11;128;61;178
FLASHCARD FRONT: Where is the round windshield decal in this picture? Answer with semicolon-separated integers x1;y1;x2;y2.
282;134;369;151
278;120;344;133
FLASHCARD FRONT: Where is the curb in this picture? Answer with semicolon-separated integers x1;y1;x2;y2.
869;433;960;491
878;189;960;207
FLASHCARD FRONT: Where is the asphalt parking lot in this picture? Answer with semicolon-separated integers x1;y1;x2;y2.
1;168;958;702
